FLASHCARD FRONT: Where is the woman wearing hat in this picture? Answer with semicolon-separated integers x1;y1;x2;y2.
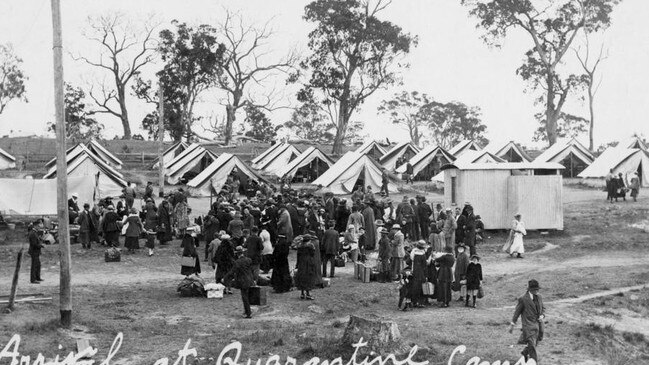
465;255;482;308
143;198;158;256
434;246;455;307
271;233;293;293
377;227;392;282
509;213;526;258
122;208;144;253
295;235;318;300
441;209;457;250
181;231;201;277
101;205;121;247
409;240;429;307
214;234;235;294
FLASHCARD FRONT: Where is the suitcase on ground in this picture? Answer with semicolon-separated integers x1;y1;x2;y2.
422;282;434;295
104;248;121;262
334;256;345;267
354;263;363;279
249;286;267;305
321;278;331;288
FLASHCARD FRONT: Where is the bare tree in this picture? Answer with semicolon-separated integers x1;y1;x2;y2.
574;33;607;152
215;10;297;145
76;13;157;139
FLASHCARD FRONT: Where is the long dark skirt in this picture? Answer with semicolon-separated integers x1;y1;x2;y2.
260;254;274;273
125;236;140;250
181;256;201;276
437;280;452;304
145;233;155;249
105;231;120;247
271;240;292;293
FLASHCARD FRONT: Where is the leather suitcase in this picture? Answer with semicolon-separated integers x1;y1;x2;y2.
249;286;267;305
354;263;363;279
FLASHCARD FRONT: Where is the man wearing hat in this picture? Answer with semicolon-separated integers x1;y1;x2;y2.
389;224;405;281
101;205;121;247
123;183;137;211
510;279;545;363
223;246;255;319
321;221;339;278
28;219;45;284
228;212;245;247
78;203;92;249
144;181;154;201
68;193;80;224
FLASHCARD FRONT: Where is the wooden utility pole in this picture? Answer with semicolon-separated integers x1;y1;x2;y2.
51;0;72;328
158;81;165;197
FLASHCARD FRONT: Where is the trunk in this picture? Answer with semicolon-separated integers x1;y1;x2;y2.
224;91;242;146
117;86;131;139
545;73;558;146
225;105;235;146
588;84;595;152
411;124;420;147
332;100;350;156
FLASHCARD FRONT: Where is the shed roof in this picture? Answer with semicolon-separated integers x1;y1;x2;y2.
0;147;16;162
441;161;564;171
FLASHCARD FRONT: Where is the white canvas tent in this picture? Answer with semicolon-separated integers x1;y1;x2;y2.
396;145;455;180
578;147;649;187
277;146;334;181
0;147;16;170
44;143;85;171
312;151;398;195
379;142;420;171
355;140;388;160
87;139;123;169
166;145;217;185
621;136;648;151
43;145;126;198
535;138;594;178
448;140;482;157
0;176;98;215
484;141;533;162
153;141;189;169
253;143;300;175
165;143;202;173
187;153;267;196
251;142;285;165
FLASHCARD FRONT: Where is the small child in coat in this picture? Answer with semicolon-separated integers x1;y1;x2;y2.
398;269;414;311
465;255;483;308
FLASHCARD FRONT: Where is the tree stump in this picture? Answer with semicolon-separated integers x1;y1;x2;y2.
340;315;409;355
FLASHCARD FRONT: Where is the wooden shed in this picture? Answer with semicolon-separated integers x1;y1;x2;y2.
441;161;564;230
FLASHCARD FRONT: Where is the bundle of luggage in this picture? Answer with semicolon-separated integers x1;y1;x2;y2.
104;247;121;262
177;275;206;297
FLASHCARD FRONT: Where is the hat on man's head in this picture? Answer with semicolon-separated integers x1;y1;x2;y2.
380;228;389;234
375;219;384;226
71;193;78;198
527;279;541;290
416;240;427;249
392;224;401;230
470;254;480;261
234;246;247;254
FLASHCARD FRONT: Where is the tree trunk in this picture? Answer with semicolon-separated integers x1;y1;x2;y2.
225;105;235;146
341;315;409;355
117;84;131;139
332;102;350;156
545;74;558;146
410;124;420;147
224;91;242;146
588;84;595;151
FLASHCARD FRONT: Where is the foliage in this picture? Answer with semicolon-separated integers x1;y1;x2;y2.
462;0;620;144
533;112;588;142
281;101;335;142
243;105;278;142
421;100;488;149
377;91;433;146
134;20;225;142
47;83;104;141
294;0;416;154
0;43;27;115
213;11;296;145
79;13;157;139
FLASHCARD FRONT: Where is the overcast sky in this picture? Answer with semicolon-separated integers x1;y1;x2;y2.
0;0;647;149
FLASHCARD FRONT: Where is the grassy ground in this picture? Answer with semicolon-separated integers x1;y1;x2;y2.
1;187;649;364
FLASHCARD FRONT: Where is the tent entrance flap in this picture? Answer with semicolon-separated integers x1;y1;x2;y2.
340;166;365;193
292;158;329;183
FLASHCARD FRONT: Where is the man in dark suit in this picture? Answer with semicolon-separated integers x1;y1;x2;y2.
245;226;264;280
510;279;545;363
223;246;256;319
321;221;339;278
28;220;45;284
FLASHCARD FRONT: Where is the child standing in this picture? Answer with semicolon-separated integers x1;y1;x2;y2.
465;255;483;308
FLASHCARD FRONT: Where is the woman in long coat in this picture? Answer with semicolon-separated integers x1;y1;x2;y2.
310;234;324;287
123;208;144;253
181;232;201;276
143;199;158;256
174;200;190;235
157;200;173;244
435;247;455;307
428;219;444;253
295;237;318;299
425;246;438;302
101;205;121;247
214;235;235;293
409;241;428;307
277;208;294;243
271;235;292;293
362;204;376;250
